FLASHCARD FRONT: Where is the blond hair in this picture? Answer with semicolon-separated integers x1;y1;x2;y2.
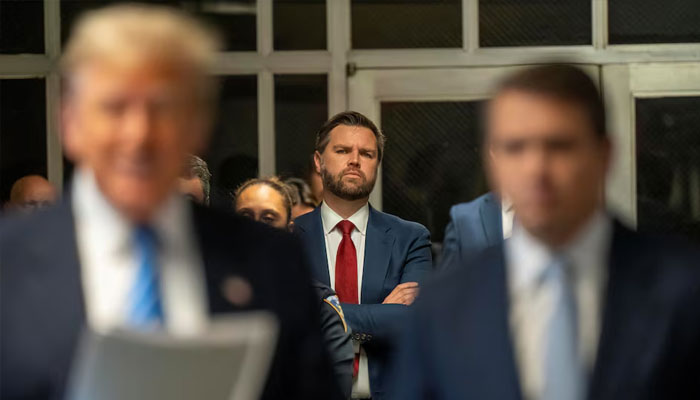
61;3;220;104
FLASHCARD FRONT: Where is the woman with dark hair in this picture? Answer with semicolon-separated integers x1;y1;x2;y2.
234;177;294;230
233;177;354;399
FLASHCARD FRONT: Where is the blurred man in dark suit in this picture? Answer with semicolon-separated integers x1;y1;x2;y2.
439;191;513;270
390;64;700;400
294;111;433;400
0;5;336;399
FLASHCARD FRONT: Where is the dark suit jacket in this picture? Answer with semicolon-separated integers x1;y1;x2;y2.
0;200;338;400
294;205;432;399
313;281;354;399
389;221;700;400
439;192;502;271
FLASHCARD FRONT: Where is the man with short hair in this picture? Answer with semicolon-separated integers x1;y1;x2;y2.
294;111;433;400
0;5;336;399
389;64;700;400
6;175;57;213
178;154;211;205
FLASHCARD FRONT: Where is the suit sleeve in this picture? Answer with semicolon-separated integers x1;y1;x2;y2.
340;226;432;343
319;300;354;399
438;205;461;271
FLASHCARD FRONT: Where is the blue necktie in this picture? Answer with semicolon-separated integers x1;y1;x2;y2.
127;225;164;328
542;256;585;400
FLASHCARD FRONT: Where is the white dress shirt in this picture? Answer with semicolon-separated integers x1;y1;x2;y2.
320;201;371;399
72;169;208;337
505;210;612;400
502;200;515;240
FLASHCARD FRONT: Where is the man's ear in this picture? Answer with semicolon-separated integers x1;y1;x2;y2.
313;151;322;175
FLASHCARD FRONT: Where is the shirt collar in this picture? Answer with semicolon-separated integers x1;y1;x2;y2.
320;201;370;235
72;168;191;254
507;209;612;293
502;198;514;213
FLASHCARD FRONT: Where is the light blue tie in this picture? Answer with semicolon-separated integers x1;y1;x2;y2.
541;256;585;400
127;225;164;328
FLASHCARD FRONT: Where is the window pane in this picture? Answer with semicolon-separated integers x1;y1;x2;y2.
381;101;488;243
352;0;462;49
61;0;257;51
274;0;326;50
636;97;700;244
192;0;257;51
207;75;258;209
0;0;44;54
609;0;700;44
274;74;328;179
1;79;47;204
480;0;591;47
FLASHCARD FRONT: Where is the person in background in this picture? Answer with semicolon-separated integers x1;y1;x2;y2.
294;111;433;400
0;5;337;399
389;64;700;400
438;190;513;270
178;154;211;205
306;155;324;204
234;176;355;399
286;176;318;219
234;177;295;230
5;175;58;213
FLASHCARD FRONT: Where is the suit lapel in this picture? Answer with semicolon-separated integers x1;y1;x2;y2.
45;200;87;325
361;207;395;305
480;192;503;247
297;207;331;286
589;222;669;398
461;246;522;399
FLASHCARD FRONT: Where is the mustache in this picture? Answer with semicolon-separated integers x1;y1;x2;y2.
340;168;366;179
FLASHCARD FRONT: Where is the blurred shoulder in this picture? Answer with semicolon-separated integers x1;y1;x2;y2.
0;202;72;246
614;220;700;271
450;192;494;217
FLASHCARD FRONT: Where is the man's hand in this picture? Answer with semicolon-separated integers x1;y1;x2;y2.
382;282;420;305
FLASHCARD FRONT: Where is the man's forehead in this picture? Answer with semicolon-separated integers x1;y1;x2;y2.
488;92;591;132
70;57;194;94
329;125;377;146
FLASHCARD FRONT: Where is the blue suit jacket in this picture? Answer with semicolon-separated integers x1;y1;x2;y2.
294;205;432;399
439;192;502;271
0;200;339;400
389;221;700;400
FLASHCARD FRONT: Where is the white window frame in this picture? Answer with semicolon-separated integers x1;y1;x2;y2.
603;62;700;226
348;66;600;210
2;0;700;209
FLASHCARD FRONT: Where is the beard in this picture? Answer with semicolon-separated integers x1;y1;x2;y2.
320;163;376;201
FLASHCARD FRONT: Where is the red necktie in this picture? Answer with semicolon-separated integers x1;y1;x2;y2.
334;220;360;377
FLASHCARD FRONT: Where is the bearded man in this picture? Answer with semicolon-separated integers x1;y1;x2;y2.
293;111;433;400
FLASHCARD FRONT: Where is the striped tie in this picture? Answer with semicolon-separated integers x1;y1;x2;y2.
127;225;164;329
